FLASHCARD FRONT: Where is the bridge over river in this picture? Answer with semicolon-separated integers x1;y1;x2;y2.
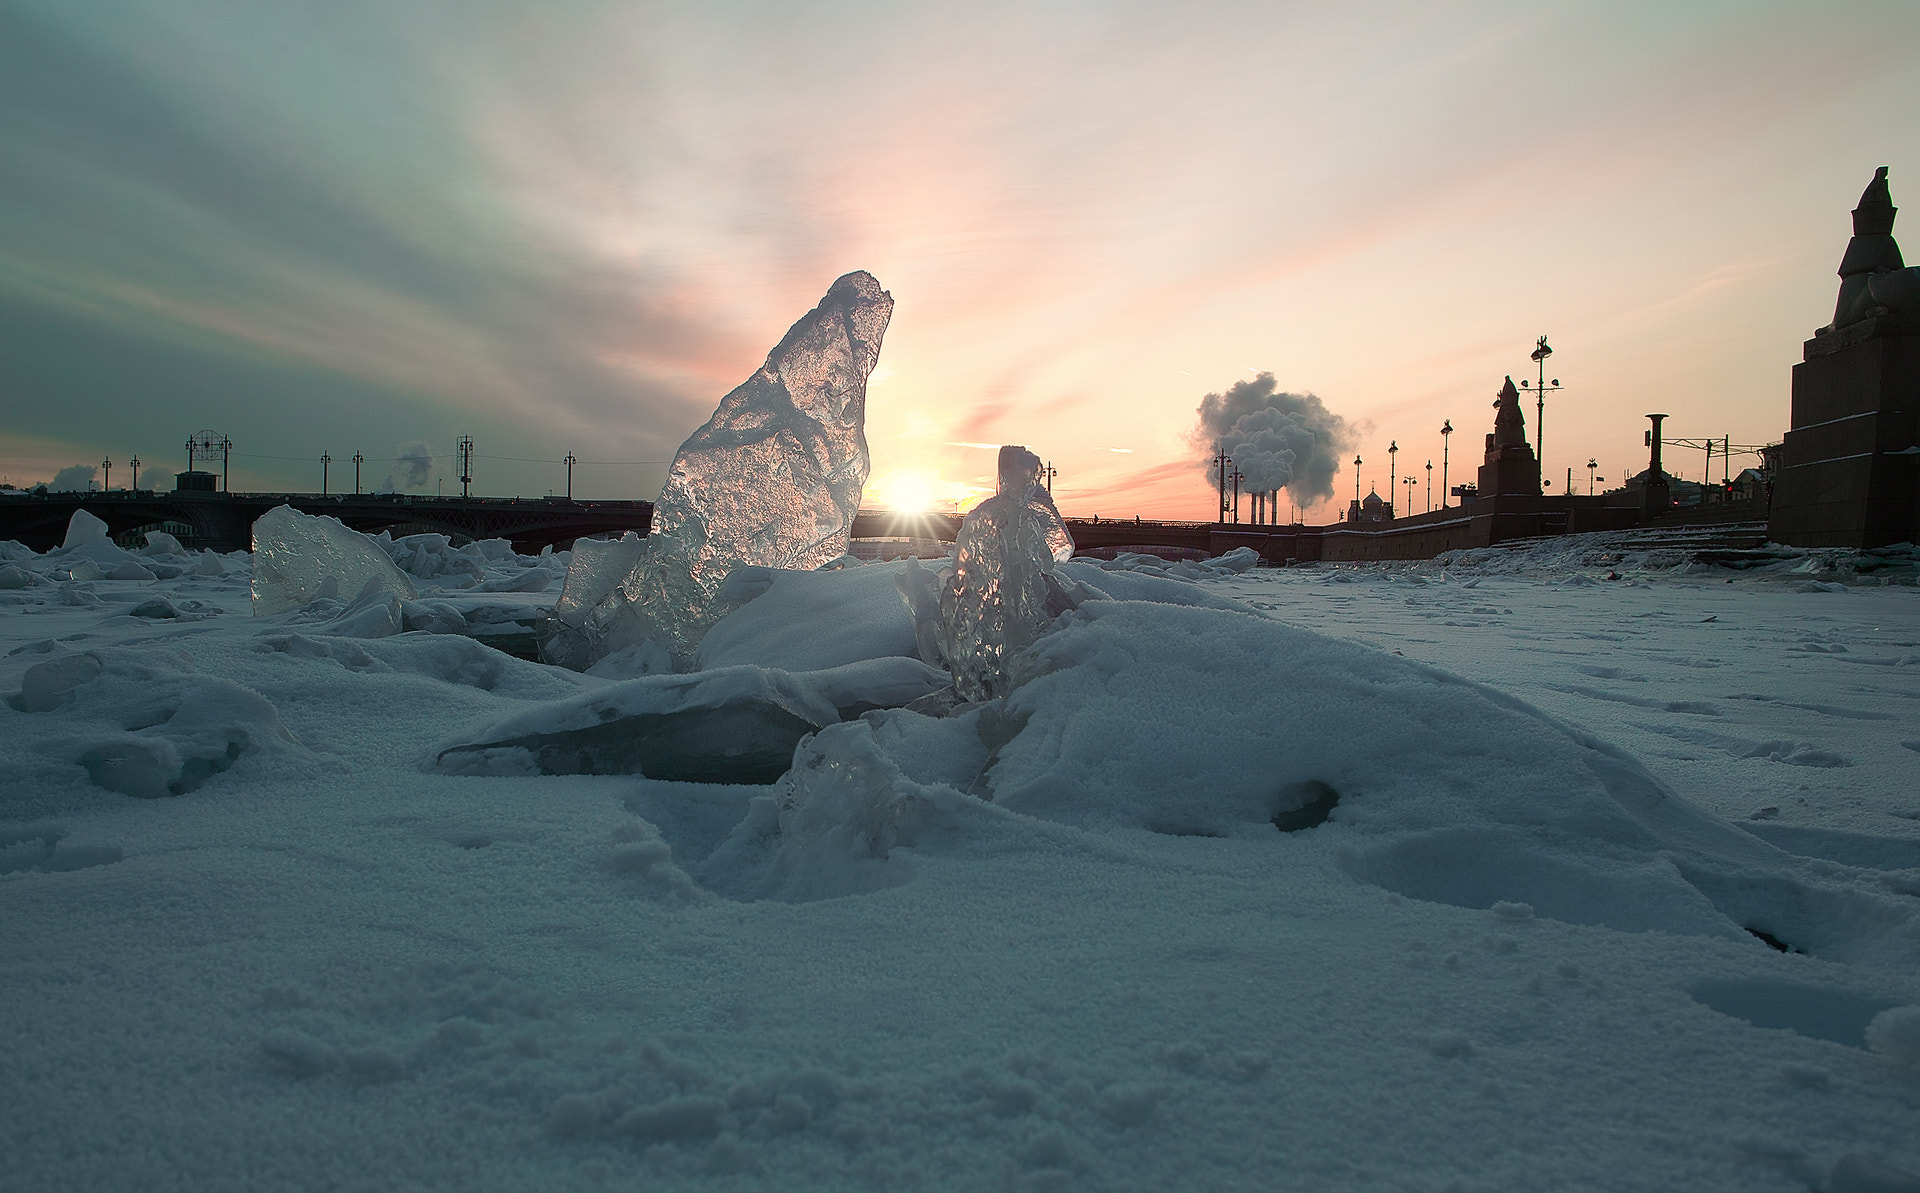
1;490;1258;558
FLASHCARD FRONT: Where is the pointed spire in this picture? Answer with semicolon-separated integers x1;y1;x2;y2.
1854;166;1896;236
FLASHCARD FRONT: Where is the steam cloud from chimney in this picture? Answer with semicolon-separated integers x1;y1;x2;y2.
1193;374;1354;505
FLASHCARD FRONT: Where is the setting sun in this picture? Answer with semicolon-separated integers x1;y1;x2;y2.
875;470;936;513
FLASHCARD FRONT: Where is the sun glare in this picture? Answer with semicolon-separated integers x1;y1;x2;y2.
877;470;936;513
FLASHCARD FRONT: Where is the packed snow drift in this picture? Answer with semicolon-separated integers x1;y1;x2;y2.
4;503;1919;1190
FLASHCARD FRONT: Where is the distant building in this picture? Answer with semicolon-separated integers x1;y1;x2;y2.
1347;489;1393;524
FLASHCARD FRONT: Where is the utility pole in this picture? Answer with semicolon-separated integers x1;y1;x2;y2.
457;435;474;498
101;456;111;492
1213;446;1231;523
1439;420;1452;509
564;451;577;500
321;452;331;495
352;452;364;495
1387;441;1398;515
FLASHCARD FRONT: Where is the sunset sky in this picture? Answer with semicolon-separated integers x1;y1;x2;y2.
3;0;1917;520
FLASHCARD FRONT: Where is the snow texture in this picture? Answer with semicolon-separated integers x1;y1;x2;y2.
547;272;894;670
3;528;1919;1191
250;505;417;614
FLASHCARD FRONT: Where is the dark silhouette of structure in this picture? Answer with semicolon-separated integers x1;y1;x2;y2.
1771;166;1920;548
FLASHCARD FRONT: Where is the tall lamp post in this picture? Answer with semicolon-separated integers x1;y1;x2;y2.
1353;455;1362;509
1439;420;1452;508
1518;336;1561;469
1387;440;1398;515
352;452;365;495
101;457;112;492
1587;458;1598;496
128;455;140;492
320;452;331;496
564;452;578;500
1425;460;1433;512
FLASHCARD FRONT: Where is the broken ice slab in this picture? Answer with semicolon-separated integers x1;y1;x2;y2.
436;656;947;784
62;509;109;549
251;505;417;615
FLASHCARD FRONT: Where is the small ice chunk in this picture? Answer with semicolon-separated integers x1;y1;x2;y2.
939;446;1085;702
141;531;186;556
537;532;649;669
19;653;103;712
251;505;416;615
62;509;109;549
128;596;180;619
0;564;34;589
67;561;104;582
324;585;404;638
401;600;468;635
1866;1005;1920;1071
189;552;228;577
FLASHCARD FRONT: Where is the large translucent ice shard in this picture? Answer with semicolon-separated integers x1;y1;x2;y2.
251;505;417;615
939;446;1082;702
548;271;893;670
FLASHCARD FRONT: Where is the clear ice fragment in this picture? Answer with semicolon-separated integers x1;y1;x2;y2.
542;272;893;670
251;505;417;615
939;446;1083;702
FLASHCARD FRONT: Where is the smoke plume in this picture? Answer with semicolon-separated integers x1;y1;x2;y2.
1192;374;1354;505
375;441;437;493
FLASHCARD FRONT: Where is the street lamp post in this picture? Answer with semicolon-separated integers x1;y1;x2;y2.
564;452;577;500
128;455;139;492
1425;460;1433;512
1387;440;1398;515
1405;475;1416;518
1230;469;1243;523
1439;421;1452;508
1353;455;1362;508
1519;336;1561;469
352;452;365;495
101;457;112;492
321;452;331;496
1587;458;1598;496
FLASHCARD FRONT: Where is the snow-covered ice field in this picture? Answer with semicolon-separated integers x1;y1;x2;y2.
4;527;1918;1192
